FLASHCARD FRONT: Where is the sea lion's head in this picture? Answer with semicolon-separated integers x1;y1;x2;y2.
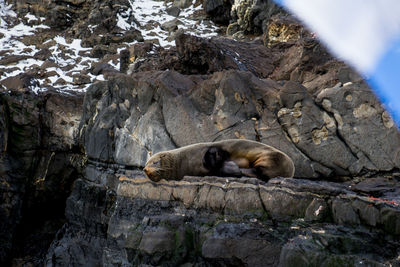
143;152;175;182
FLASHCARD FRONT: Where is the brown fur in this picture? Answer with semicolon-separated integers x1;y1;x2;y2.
144;139;295;182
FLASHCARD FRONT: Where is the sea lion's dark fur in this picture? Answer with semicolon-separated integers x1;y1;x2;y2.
203;147;242;177
144;139;295;182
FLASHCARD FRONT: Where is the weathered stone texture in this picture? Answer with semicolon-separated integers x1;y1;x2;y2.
79;69;400;178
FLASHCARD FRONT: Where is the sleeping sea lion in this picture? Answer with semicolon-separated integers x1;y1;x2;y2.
143;139;295;182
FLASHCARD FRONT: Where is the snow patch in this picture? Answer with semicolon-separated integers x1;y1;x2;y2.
0;0;220;94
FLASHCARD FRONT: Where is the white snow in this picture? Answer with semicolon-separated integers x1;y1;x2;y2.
129;0;218;46
53;36;91;57
117;13;133;31
0;0;16;27
25;13;38;23
0;0;220;94
108;59;120;71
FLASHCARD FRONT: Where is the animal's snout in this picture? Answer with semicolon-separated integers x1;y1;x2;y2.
144;166;156;177
143;166;150;175
143;166;161;182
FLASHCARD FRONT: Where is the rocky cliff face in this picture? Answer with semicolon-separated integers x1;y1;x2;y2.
0;90;84;265
80;53;400;178
1;0;400;266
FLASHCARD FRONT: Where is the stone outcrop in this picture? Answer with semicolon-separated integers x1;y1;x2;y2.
116;175;400;234
203;0;234;25
230;0;282;35
78;69;400;178
130;33;279;79
130;32;348;97
204;0;283;38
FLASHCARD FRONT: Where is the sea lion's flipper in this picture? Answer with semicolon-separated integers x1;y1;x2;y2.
220;161;242;177
240;168;257;178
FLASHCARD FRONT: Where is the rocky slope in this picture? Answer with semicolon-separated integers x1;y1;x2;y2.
1;0;400;266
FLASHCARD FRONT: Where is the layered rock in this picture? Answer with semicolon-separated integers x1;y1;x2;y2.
2;34;400;267
104;175;399;266
116;175;400;233
48;172;400;266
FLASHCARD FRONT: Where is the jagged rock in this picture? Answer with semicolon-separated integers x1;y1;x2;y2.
277;82;359;176
0;55;30;66
279;226;398;267
40;60;59;70
175;33;239;74
337;66;363;84
90;44;116;58
134;33;279;77
134;32;344;92
271;38;340;94
230;0;282;35
45;178;115;266
116;176;400;235
8;0;143;53
201;232;281;266
129;42;154;59
166;6;181;17
351;177;400;203
43;93;83;149
173;0;193;9
91;63;118;76
174;33;279;77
